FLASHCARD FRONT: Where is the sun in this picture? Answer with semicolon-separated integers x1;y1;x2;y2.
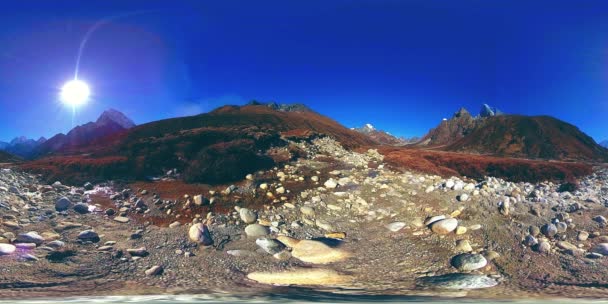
61;79;90;107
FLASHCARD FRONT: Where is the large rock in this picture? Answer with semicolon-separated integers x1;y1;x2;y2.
245;224;269;238
419;273;498;290
55;197;72;211
16;231;45;245
324;179;338;189
247;268;351;286
0;243;16;255
239;208;257;224
451;253;488;271
430;218;458;235
188;223;213;246
73;203;90;214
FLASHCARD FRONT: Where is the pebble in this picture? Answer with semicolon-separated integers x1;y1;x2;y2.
324;179;338;189
458;194;469;202
145;265;163;276
541;224;557;238
78;230;100;242
113;216;130;223
431;218;458;235
451;253;488;271
536;241;551;253
55;197;72;211
577;231;589;241
239;208;258;224
73;203;90;214
189;223;214;246
245;224;269;238
0;243;16;255
455;239;473;252
385;222;406;232
16;231;45;246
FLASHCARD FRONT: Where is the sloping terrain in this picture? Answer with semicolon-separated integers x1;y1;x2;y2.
377;147;592;183
353;124;410;146
0;150;20;163
444;115;608;162
23;104;375;184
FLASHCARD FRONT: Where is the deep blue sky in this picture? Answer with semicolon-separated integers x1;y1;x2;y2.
1;0;607;142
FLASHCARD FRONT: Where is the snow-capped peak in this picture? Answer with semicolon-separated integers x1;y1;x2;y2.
365;123;375;130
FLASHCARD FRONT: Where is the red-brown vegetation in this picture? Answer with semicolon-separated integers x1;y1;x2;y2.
378;147;593;183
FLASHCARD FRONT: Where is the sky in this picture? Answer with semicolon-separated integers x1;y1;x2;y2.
0;0;608;142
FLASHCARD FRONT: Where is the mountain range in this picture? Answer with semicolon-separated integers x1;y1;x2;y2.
0;109;135;159
6;101;607;185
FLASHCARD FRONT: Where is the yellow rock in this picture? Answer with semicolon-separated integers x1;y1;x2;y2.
450;210;462;218
258;219;272;226
291;240;350;264
455;226;467;235
324;232;347;239
247;268;352;286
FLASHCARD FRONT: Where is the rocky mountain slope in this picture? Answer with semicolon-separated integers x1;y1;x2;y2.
417;108;478;147
23;103;375;184
444;115;608;162
418;105;607;162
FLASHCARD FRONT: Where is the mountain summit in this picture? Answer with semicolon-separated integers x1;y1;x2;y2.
96;109;136;129
33;109;136;158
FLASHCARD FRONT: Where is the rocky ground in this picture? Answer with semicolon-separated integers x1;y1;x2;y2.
1;137;608;300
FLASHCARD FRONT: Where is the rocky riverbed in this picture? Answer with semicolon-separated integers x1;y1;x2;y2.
1;137;607;300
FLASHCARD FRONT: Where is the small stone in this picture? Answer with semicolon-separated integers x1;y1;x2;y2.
455;226;467;235
535;241;551;253
239;208;258;224
193;195;205;206
169;221;181;228
55;197;72;211
73;203;90;214
431;218;458;235
0;243;16;255
113;216;130;223
105;208;116;216
458;194;469;202
451;253;487;271
16;231;45;245
127;247;148;257
385;222;406;232
145;265;163;276
189;223;213;246
455;239;473;252
245;224;269;238
577;231;589;241
529;226;540;237
83;182;94;190
77;230;100;242
300;206;315;217
247;268;351;286
523;235;538;247
540;223;557;238
424;215;446;226
324;179;338;189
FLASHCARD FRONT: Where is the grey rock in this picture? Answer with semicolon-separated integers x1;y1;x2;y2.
255;238;285;255
451;253;488;271
16;231;44;245
239;208;258;224
73;203;90;214
77;230;100;242
541;223;557;238
245;224;269;238
419;273;498;290
55;197;72;211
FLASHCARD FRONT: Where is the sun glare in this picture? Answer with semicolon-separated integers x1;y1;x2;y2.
61;79;90;107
